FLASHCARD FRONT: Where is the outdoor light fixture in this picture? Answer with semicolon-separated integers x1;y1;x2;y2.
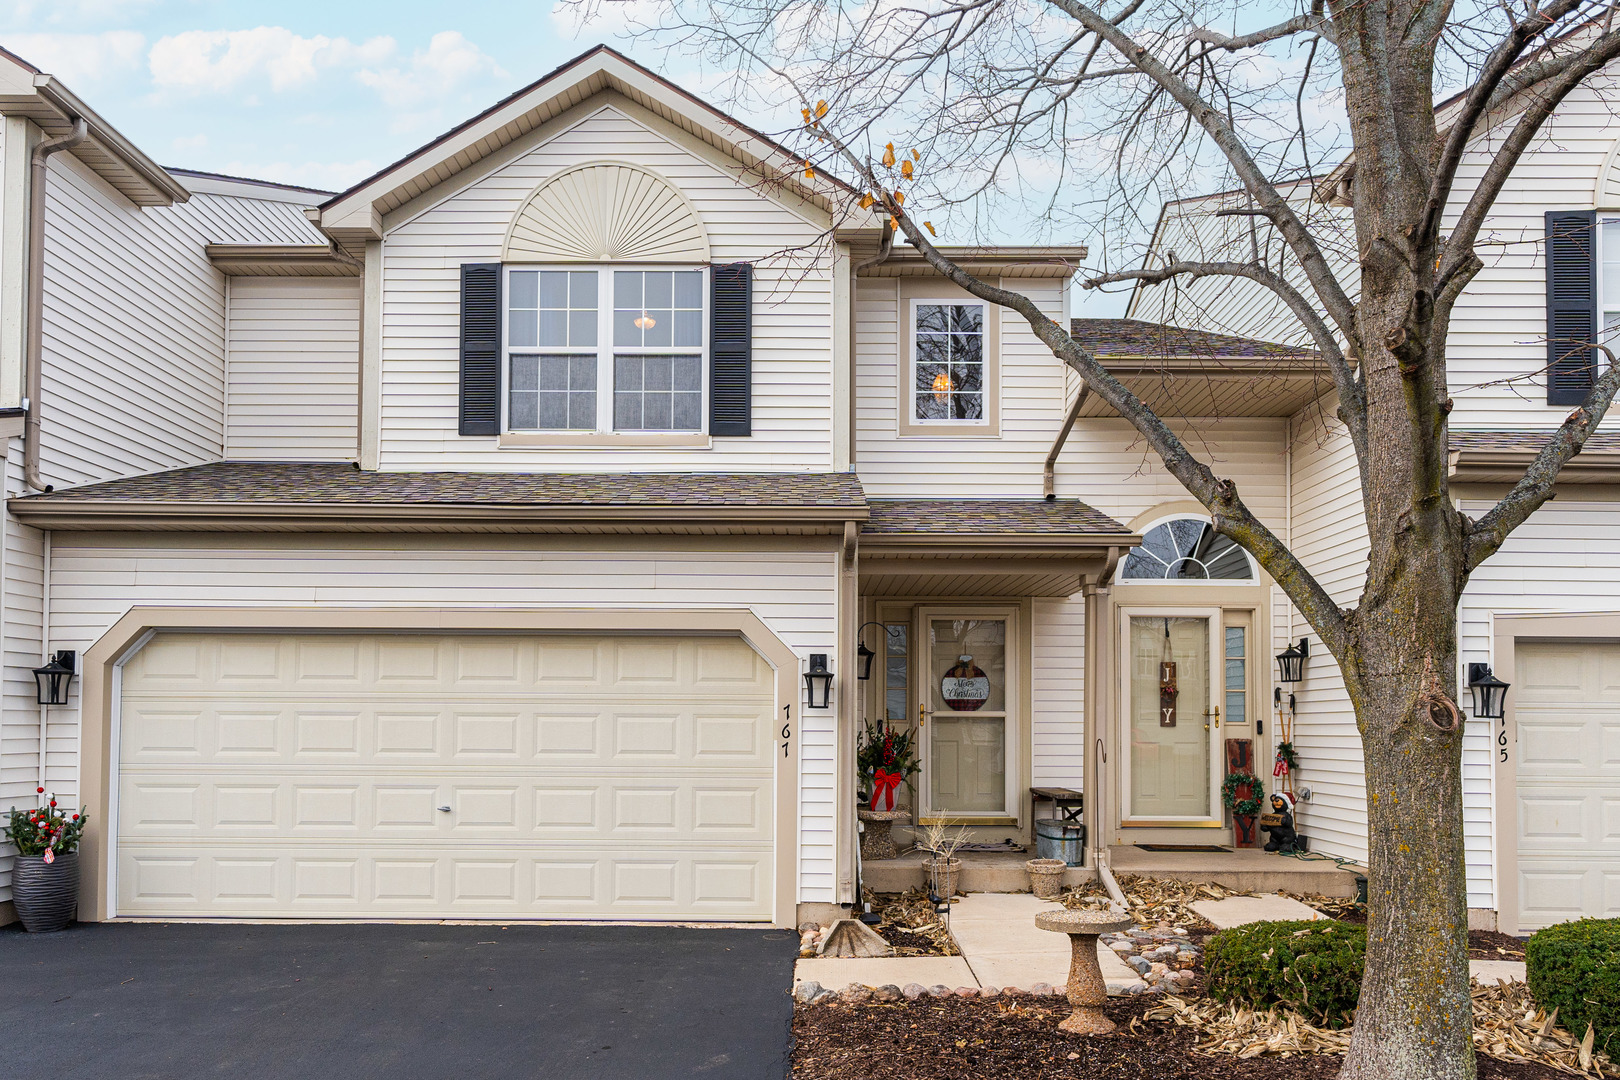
1275;638;1310;683
931;371;953;401
804;653;834;709
1467;663;1510;720
854;621;887;681
32;650;76;706
633;312;657;330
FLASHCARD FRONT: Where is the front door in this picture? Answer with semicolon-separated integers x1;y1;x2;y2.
1120;609;1221;824
918;608;1017;820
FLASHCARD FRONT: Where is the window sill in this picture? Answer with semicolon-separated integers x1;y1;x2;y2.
896;426;1001;439
498;432;713;449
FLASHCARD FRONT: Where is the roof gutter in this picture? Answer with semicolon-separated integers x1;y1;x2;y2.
853;223;894;274
1043;383;1089;498
25;116;87;493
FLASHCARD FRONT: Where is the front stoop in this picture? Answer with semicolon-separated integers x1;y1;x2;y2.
863;849;1096;894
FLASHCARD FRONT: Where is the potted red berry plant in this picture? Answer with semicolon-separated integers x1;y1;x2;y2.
4;788;88;932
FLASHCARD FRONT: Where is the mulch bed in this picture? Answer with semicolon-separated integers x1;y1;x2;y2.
790;997;1573;1079
1469;928;1527;961
867;889;958;957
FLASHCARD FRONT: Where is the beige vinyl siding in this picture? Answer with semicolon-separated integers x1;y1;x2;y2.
39;536;844;904
1281;404;1372;870
226;277;360;461
0;443;47;905
378;104;835;472
1032;596;1086;787
37;154;327;490
856;277;1068;497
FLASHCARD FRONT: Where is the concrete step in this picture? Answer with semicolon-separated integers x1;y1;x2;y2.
862;850;1094;894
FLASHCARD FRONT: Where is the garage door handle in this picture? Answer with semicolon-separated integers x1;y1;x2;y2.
437;806;451;813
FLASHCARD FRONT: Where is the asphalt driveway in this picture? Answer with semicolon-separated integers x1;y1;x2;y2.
0;920;797;1080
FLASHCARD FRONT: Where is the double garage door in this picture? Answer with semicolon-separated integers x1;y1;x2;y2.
115;632;777;921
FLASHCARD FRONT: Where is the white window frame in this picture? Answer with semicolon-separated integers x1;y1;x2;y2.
909;297;991;427
1600;217;1620;358
502;263;709;436
1118;514;1259;584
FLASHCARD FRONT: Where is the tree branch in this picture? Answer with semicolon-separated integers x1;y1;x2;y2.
1041;0;1363;352
1464;349;1620;573
1440;26;1620;289
1188;12;1336;51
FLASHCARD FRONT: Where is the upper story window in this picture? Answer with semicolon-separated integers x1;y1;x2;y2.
913;300;987;423
506;266;706;433
1121;517;1256;581
1602;218;1620;343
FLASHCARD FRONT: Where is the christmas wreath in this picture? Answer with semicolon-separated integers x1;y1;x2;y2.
1221;771;1262;818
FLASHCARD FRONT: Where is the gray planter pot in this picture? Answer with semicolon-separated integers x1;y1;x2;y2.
11;851;79;932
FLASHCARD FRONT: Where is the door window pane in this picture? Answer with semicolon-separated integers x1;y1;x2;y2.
1128;616;1211;817
927;618;1007;815
1224;626;1246;727
884;624;908;723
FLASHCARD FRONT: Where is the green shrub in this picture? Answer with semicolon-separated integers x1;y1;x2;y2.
1527;918;1620;1058
1204;919;1365;1027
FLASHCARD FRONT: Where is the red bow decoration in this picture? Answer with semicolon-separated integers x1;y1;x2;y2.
870;769;903;811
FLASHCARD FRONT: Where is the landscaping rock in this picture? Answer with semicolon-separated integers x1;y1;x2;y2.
798;920;821;934
955;987;978;998
811;988;838;1004
927;984;953;999
840;984;874;1004
1128;955;1152;975
979;986;1000;1000
901;983;927;1000
1030;982;1052;997
872;984;903;1002
794;981;823;1004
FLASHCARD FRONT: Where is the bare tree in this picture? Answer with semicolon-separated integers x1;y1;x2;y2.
565;1;1620;1076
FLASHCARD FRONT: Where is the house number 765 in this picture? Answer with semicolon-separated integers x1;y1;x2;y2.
782;704;792;758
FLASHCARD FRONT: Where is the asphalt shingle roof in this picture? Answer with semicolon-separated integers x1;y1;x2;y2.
865;499;1132;536
1069;318;1320;361
16;462;869;508
1450;430;1620;454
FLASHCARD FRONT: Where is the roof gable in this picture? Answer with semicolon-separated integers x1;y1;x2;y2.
318;45;877;245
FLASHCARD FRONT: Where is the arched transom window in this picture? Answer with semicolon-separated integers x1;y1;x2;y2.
1121;517;1255;581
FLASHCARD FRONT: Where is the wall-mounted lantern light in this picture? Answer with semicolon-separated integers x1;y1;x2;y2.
1466;662;1510;720
1275;638;1310;683
804;653;834;709
33;650;76;706
855;622;887;681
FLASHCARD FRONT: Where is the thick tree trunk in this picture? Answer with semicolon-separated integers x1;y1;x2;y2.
1338;594;1474;1080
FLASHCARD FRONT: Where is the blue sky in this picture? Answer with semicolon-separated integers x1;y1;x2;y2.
1;2;624;192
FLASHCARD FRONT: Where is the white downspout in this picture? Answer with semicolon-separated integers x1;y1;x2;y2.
37;530;50;795
24;117;88;493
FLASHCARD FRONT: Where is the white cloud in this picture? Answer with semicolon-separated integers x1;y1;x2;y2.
7;0;164;24
171;133;208;152
148;27;394;95
4;31;145;88
353;31;507;109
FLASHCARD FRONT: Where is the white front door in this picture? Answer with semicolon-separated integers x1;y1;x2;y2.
1120;608;1222;824
918;608;1017;820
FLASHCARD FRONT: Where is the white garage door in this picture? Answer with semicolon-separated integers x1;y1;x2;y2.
115;632;776;921
1515;640;1620;931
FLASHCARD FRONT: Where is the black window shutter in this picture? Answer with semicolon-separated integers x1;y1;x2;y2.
1546;210;1597;406
710;262;753;436
459;263;502;435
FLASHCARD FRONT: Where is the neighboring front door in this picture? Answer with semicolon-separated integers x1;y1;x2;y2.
918;608;1017;820
1120;609;1221;824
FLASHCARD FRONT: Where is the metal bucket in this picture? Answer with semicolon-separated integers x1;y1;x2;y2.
1034;820;1085;867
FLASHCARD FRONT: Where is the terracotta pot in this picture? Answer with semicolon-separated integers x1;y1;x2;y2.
11;851;80;933
925;856;962;900
1025;857;1067;900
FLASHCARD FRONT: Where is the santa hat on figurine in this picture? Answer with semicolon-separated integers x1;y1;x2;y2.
1269;791;1296;815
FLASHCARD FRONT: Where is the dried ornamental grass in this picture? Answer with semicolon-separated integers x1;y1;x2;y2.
1137;980;1620;1076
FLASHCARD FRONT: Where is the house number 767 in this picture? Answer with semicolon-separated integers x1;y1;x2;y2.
782;704;792;758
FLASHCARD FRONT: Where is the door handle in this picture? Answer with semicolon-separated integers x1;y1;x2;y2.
437;805;451;813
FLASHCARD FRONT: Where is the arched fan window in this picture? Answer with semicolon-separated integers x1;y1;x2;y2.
1120;517;1255;581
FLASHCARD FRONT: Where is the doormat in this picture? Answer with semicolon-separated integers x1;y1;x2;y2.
1134;843;1232;853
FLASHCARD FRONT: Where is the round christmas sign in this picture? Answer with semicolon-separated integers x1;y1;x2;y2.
941;654;991;711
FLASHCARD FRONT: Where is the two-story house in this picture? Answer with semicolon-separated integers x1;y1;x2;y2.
4;39;1594;938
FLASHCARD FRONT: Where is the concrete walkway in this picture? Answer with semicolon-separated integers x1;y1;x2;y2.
793;893;1146;996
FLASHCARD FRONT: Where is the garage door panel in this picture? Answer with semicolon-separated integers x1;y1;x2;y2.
1516;641;1620;931
117;632;776;920
117;842;773;917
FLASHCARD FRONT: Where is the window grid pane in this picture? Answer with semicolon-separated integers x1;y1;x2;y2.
916;303;985;420
615;270;704;349
613;353;703;432
509;353;596;431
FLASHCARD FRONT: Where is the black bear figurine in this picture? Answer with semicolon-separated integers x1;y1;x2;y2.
1262;792;1301;853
